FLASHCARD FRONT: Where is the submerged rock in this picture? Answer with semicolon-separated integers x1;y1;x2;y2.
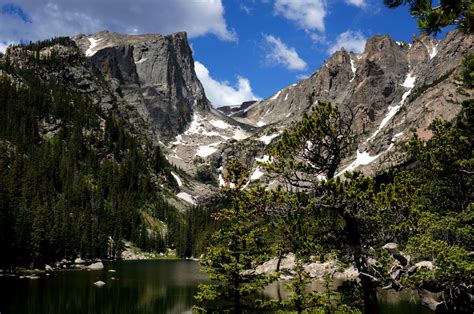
93;280;106;287
26;275;40;280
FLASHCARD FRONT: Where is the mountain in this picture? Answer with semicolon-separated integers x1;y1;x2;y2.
72;30;210;140
72;31;251;141
0;29;471;267
216;30;473;177
0;34;209;267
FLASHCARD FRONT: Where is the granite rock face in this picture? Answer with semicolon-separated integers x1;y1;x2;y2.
222;30;473;175
74;31;212;140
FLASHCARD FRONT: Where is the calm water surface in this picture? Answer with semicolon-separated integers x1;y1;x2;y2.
0;260;431;314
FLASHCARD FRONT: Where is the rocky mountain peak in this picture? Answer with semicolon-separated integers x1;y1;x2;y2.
218;30;472;177
73;30;212;140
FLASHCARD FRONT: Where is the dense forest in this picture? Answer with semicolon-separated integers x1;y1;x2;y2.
0;38;189;268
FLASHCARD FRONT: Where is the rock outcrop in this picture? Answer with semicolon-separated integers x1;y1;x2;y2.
219;30;473;175
73;30;212;140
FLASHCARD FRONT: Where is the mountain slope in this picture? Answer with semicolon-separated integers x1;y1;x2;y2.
0;37;195;267
218;30;473;176
73;30;250;142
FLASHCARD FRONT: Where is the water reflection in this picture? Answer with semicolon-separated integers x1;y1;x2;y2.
0;260;431;314
0;260;206;314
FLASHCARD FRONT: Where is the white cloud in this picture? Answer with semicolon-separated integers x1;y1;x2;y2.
0;0;236;46
309;32;326;44
345;0;367;8
194;61;260;107
264;35;307;71
327;30;367;54
274;0;327;33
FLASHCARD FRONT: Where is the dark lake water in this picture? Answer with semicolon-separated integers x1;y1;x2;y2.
0;260;431;313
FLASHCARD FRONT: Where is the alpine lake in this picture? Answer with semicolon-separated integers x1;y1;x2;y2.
0;260;432;313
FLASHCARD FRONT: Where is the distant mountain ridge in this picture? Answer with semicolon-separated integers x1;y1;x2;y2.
1;29;471;202
217;30;473;176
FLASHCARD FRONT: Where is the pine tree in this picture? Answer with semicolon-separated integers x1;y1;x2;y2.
267;101;356;188
194;160;278;313
384;0;474;34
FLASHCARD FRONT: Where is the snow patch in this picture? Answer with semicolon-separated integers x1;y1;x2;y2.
256;121;266;127
392;131;404;139
255;155;271;163
349;58;357;82
429;44;438;59
258;133;279;145
177;192;196;205
196;142;220;157
135;57;148;64
402;73;416;89
250;167;264;181
171;134;183;145
171;172;183;187
85;37;101;57
337;150;381;176
368;72;416;141
284;93;289;101
185;113;206;135
350;58;356;74
270;90;282;100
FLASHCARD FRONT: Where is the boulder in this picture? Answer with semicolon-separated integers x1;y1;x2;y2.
414;261;435;271
383;242;409;266
74;257;85;264
45;264;53;271
87;262;104;270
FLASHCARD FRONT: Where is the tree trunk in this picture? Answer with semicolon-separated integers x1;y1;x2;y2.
276;249;283;272
344;212;378;312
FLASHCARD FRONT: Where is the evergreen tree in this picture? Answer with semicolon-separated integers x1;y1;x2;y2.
384;0;474;34
194;160;278;313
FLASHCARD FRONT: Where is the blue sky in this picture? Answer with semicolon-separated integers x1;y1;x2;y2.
0;0;444;107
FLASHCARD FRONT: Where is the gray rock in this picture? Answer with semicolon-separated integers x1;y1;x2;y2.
74;31;213;141
74;257;85;264
87;262;104;270
221;30;473;176
44;264;53;271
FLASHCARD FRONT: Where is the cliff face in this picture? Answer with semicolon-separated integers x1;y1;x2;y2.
2;29;471;193
221;30;473;175
73;31;211;140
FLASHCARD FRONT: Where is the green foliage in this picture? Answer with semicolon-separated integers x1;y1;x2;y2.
384;0;474;34
195;161;278;313
380;97;473;310
268;101;356;185
195;164;216;184
461;54;474;88
0;44;182;268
